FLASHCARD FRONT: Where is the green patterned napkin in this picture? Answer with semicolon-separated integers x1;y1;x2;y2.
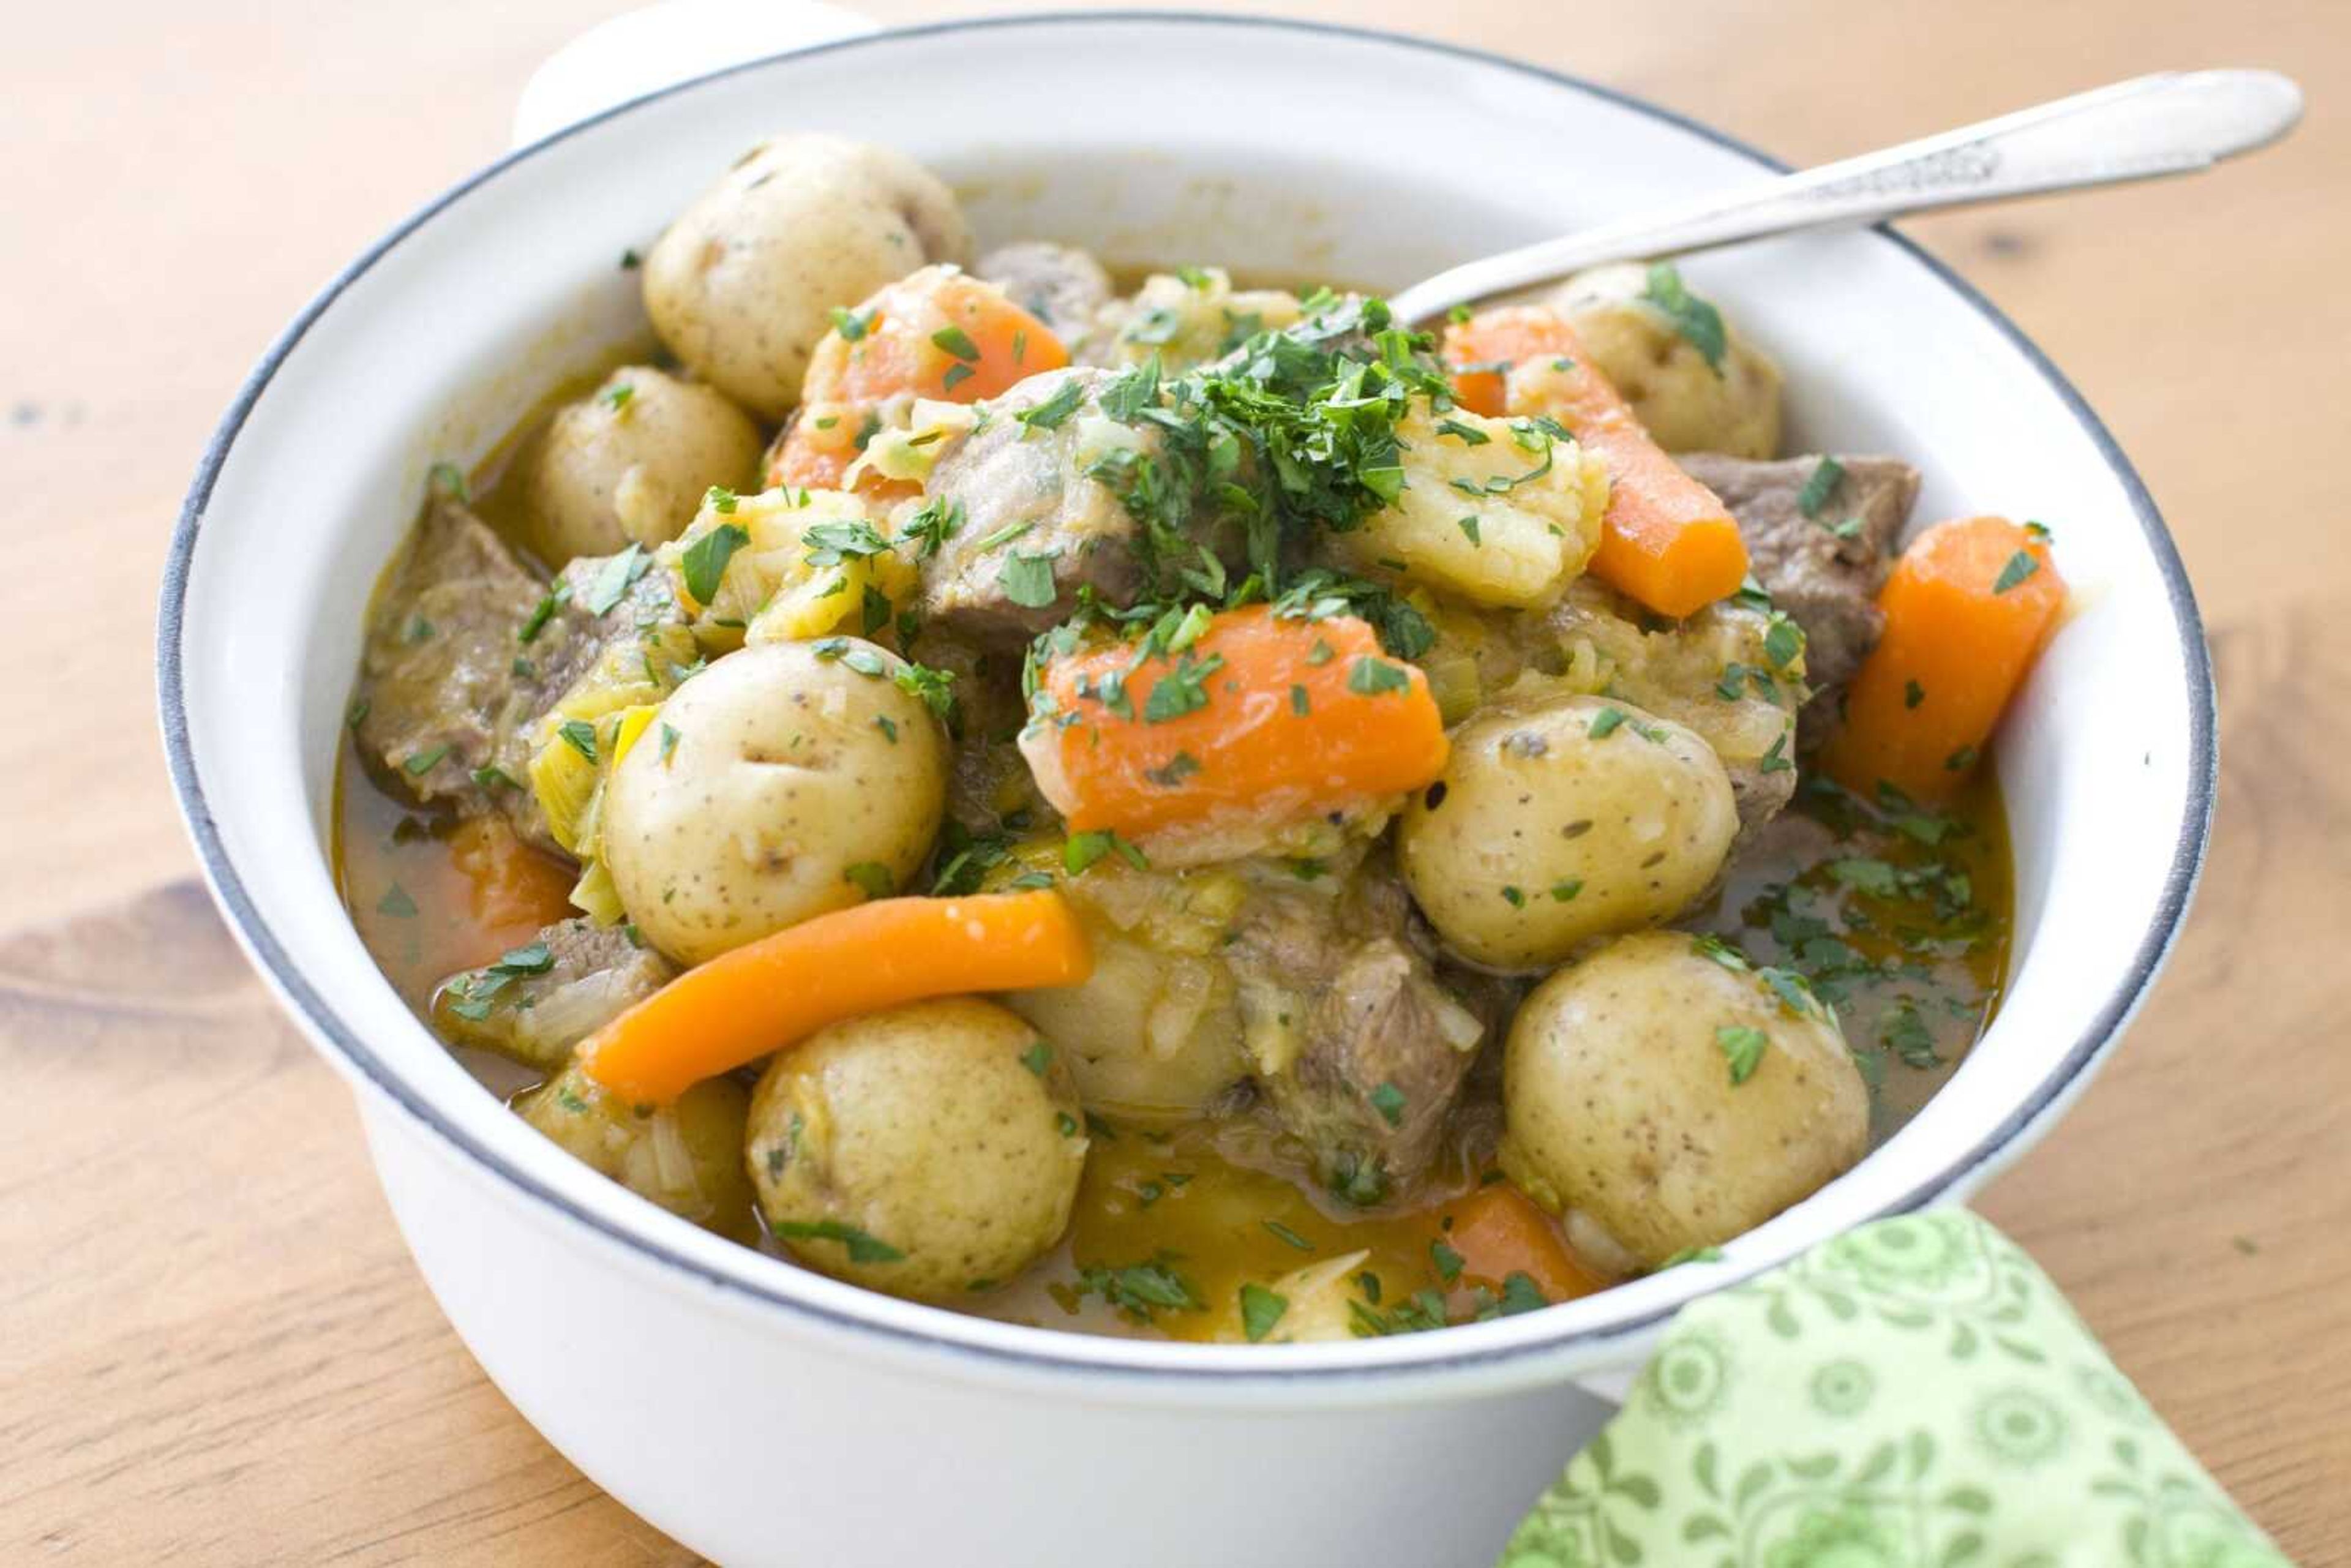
1501;1210;2290;1567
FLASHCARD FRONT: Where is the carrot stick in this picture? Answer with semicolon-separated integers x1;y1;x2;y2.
1443;307;1749;619
580;892;1092;1105
1019;606;1449;843
1821;516;2066;804
1435;1182;1603;1302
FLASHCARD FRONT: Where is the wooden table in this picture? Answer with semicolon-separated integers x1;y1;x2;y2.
6;1;2345;1560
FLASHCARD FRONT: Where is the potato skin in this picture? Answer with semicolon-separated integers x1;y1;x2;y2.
1500;931;1868;1268
643;134;971;418
600;639;947;965
1552;262;1783;458
519;1059;752;1234
524;366;763;564
746;998;1087;1298
1397;695;1738;970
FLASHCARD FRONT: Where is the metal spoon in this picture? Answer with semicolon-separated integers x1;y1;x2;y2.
1389;69;2303;324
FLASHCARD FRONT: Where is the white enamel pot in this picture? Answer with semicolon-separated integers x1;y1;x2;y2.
157;15;2215;1567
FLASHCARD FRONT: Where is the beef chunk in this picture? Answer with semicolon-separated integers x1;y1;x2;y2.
354;500;691;839
977;241;1113;356
433;917;676;1072
917;368;1155;640
1226;861;1481;1203
1678;452;1919;694
355;501;554;820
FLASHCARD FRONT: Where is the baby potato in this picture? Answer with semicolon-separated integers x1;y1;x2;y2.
525;366;763;564
600;639;947;965
1330;399;1608;609
1397;694;1738;970
1552;262;1783;458
643;135;972;419
1500;931;1868;1267
519;1058;752;1234
746;998;1087;1299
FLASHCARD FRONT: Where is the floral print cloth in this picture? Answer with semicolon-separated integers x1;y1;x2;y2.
1501;1210;2290;1567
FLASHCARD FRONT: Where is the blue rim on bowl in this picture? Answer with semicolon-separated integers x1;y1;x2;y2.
156;11;2217;1384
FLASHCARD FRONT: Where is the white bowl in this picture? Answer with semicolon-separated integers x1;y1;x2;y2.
157;17;2216;1567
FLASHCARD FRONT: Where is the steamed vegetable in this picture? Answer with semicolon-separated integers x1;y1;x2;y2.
580;891;1094;1105
642;134;971;419
599;639;948;965
1501;931;1868;1270
1821;516;2066;803
1444;306;1749;618
1019;606;1449;859
746;998;1087;1299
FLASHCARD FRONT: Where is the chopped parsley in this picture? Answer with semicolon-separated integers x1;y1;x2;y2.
1239;1283;1288;1343
1346;656;1411;697
1262;1220;1314;1252
1993;549;2041;594
557;720;598;762
1368;1082;1407;1128
1796;456;1845;519
1063;828;1147;876
841;861;894;900
1013;377;1087;432
770;1218;904;1264
1640;261;1728;373
1588;706;1627;739
930;324;981;361
680;522;751;605
1715;1024;1769;1084
999;549;1062;610
582;542;648;615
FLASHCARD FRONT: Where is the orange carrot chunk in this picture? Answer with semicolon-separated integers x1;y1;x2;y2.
1019;606;1449;844
774;266;1067;499
1821;516;2067;805
448;815;576;941
1442;307;1749;619
803;264;1068;408
1435;1182;1604;1304
580;892;1092;1105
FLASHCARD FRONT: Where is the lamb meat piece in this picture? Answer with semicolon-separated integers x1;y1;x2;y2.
1225;861;1482;1204
917;367;1160;640
977;241;1114;356
433;917;676;1072
354;500;691;839
1678;452;1920;696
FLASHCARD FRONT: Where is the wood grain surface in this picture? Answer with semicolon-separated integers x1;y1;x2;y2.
5;1;2346;1561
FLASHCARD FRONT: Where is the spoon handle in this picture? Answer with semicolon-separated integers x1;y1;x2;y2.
1389;69;2302;324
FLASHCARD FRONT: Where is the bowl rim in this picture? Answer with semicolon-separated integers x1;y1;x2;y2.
156;9;2217;1386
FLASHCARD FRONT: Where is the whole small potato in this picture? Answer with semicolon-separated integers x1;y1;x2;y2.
525;366;763;563
601;639;947;965
746;998;1087;1298
1501;930;1868;1267
519;1058;752;1235
1552;262;1782;457
1397;695;1738;970
643;134;971;418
